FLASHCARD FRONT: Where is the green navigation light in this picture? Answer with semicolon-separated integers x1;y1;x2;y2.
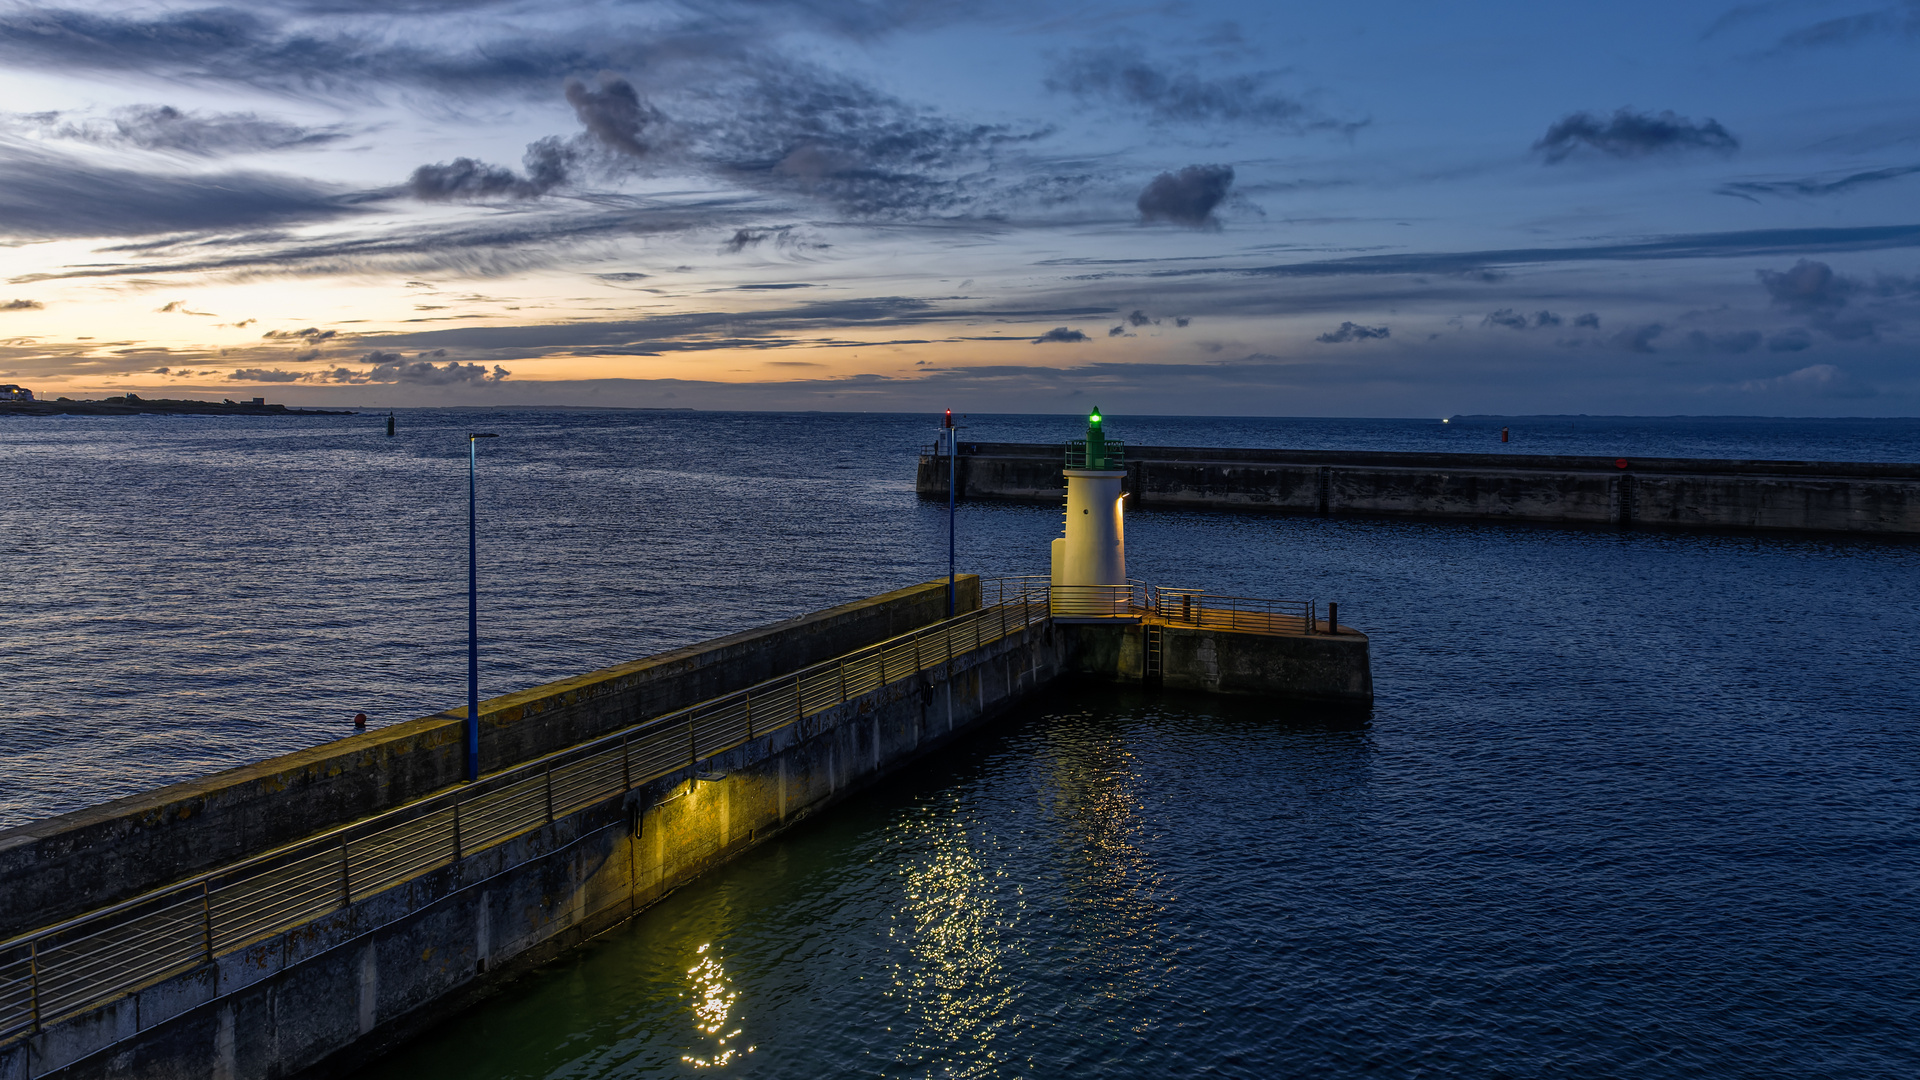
1085;405;1106;468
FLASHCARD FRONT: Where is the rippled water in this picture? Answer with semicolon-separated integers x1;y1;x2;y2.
10;409;1910;827
4;410;1917;1076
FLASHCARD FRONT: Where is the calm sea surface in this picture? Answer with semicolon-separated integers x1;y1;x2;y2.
3;411;1917;1077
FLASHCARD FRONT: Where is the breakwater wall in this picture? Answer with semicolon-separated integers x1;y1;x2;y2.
0;578;977;943
917;444;1920;534
0;579;1371;1080
0;578;1046;1080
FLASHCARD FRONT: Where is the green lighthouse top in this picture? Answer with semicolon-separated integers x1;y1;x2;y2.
1066;406;1124;469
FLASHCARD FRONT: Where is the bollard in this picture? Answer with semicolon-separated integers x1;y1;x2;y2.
386;412;395;437
1500;427;1509;443
1328;601;1339;634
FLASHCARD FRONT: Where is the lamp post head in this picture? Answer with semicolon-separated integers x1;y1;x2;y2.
468;432;500;441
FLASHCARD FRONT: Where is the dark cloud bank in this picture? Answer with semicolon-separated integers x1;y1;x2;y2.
1534;108;1738;162
1137;165;1234;227
1045;47;1363;133
0;139;360;240
27;104;347;156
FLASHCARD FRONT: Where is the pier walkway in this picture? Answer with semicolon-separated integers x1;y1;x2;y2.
0;575;1365;1080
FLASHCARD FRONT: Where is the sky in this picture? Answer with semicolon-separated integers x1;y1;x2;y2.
0;0;1915;415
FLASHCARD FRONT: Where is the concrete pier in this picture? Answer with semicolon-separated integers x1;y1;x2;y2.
918;443;1920;535
0;578;1368;1080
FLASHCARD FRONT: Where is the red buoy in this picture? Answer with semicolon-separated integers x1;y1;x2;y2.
354;712;368;729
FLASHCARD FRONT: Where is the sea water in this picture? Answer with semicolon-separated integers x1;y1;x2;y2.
2;411;1916;1077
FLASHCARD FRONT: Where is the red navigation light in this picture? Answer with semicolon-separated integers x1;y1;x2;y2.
1615;458;1629;469
944;408;953;428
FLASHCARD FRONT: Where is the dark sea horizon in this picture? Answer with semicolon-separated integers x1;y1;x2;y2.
3;409;1915;1078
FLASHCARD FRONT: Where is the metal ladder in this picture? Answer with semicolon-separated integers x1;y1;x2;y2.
1144;623;1163;683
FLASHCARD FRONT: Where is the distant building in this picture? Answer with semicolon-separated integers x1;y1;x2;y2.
251;397;266;406
0;385;33;401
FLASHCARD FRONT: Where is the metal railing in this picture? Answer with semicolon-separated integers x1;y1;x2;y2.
1064;439;1126;469
0;582;1053;1044
1048;581;1152;618
1149;588;1318;635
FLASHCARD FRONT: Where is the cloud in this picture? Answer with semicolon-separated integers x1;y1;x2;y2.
1484;309;1567;329
366;358;509;385
1767;329;1813;352
1684;329;1762;353
1573;313;1601;328
1137;165;1234;227
1045;48;1362;132
262;327;338;341
227;368;306;381
1758;259;1854;312
156;300;215;315
1769;3;1920;52
1032;327;1089;343
1610;323;1665;352
31;104;347;157
1716;164;1920;202
2;299;43;311
408;138;573;201
1174;317;1191;327
1315;321;1389;343
1126;309;1157;327
1739;363;1876;397
722;228;774;253
1534;108;1738;162
565;74;664;158
1757;258;1880;339
1177;224;1920;283
1108;325;1129;337
0;138;362;239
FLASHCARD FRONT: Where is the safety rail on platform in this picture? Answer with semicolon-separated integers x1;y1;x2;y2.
1149;588;1318;635
1063;439;1126;469
1047;581;1153;619
0;581;1054;1045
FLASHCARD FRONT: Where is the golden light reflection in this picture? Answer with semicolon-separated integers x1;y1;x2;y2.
678;942;754;1069
884;800;1017;1077
1043;730;1169;996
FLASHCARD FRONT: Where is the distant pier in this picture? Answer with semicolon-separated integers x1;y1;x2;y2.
918;443;1920;535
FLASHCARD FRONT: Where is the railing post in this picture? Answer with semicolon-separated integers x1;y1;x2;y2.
544;766;555;824
621;733;632;790
339;838;351;907
452;795;464;861
27;940;40;1034
688;718;697;770
746;693;756;741
878;645;888;687
838;660;848;703
201;880;215;963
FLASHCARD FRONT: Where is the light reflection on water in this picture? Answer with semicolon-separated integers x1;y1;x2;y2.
681;944;749;1069
885;797;1016;1076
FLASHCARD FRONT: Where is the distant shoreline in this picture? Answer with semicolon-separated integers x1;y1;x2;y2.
0;398;354;418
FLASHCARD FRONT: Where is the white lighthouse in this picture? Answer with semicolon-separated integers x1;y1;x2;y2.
1050;407;1129;616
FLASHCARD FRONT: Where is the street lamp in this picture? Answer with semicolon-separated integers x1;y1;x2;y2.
466;432;500;781
943;409;958;617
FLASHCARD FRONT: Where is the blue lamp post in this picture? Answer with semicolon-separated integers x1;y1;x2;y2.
943;409;956;617
466;432;500;781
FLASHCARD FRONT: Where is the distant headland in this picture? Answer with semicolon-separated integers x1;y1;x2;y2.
0;390;352;418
